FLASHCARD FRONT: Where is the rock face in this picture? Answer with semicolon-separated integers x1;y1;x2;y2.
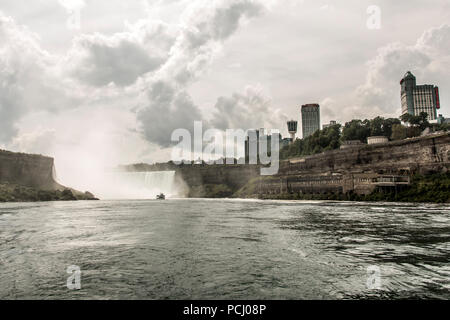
180;132;450;198
0;150;59;190
281;132;450;175
175;165;260;197
120;162;261;198
244;132;450;197
0;149;98;202
121;132;450;199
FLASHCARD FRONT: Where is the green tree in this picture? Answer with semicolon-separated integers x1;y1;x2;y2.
400;113;413;124
401;112;430;136
391;123;407;140
417;112;430;131
342;119;371;142
381;118;401;138
370;117;384;136
367;117;401;137
61;189;76;201
433;123;450;132
280;124;342;159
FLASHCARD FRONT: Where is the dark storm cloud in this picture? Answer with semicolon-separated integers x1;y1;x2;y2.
135;0;268;147
1;1;450;158
138;81;203;148
66;21;177;87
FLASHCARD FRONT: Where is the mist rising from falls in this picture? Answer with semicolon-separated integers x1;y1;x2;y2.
93;171;177;200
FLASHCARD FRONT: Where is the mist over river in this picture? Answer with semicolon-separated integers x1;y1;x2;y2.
0;199;449;300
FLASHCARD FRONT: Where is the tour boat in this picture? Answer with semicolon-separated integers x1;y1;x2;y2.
156;193;166;200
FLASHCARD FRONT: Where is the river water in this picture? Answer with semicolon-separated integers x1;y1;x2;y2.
0;199;449;299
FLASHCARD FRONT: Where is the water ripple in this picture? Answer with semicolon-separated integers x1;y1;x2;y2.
0;200;449;299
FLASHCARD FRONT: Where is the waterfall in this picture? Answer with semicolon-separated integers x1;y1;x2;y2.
96;171;176;200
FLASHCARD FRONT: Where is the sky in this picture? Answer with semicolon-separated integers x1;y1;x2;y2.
1;0;450;189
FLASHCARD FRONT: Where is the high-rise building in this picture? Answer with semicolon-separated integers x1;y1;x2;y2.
400;71;440;121
287;120;298;143
301;104;320;138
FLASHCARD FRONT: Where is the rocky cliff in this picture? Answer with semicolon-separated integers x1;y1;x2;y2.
120;162;260;198
0;149;98;202
121;132;450;201
280;131;450;176
239;132;450;199
0;150;59;189
175;165;260;197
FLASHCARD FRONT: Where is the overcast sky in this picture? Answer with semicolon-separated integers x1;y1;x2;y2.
1;0;450;186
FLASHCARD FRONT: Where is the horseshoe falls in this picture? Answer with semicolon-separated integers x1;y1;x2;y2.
93;171;177;199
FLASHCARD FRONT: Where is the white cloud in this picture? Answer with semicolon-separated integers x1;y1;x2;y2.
58;0;86;11
0;13;77;142
1;1;450;183
354;24;450;119
64;19;179;87
210;85;287;131
319;4;334;11
0;0;274;180
136;0;269;146
10;128;57;155
1;0;270;147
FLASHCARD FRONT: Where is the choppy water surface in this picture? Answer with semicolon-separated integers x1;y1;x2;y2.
0;199;449;299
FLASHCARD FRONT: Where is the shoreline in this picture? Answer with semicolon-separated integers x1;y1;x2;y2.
0;183;99;203
2;196;449;205
233;172;450;204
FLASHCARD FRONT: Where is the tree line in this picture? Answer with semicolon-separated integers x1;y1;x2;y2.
280;112;450;160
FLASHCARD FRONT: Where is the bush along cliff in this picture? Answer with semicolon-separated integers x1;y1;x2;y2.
234;173;450;203
279;113;448;160
280;116;403;160
361;173;450;203
0;184;98;203
233;131;450;203
0;149;98;203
